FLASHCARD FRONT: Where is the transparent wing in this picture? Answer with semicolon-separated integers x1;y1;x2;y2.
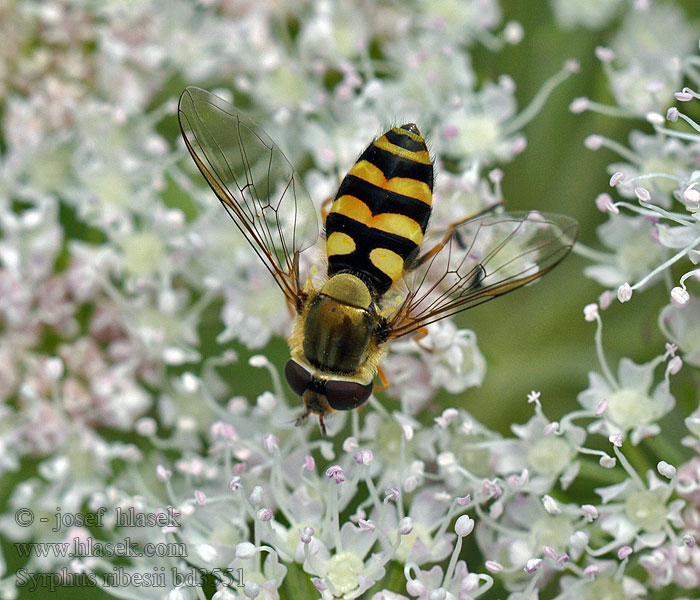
178;87;319;308
385;211;578;339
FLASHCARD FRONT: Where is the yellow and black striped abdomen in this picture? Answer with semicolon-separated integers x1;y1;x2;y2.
325;124;434;297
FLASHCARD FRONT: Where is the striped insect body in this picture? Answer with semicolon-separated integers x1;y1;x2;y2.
326;124;434;297
178;87;578;436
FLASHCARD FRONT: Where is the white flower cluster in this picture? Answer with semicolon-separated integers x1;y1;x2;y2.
1;1;700;600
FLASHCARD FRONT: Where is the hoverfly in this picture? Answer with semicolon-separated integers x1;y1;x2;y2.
178;87;577;436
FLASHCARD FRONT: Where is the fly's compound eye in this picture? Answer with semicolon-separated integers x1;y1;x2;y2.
325;379;373;411
284;360;312;396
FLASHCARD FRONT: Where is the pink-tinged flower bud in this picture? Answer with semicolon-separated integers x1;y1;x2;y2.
485;560;503;573
609;434;623;447
384;488;400;502
544;422;559;435
581;505;598;521
683;534;696;547
457;494;471;506
584;135;603;150
300;526;314;544
350;508;366;523
325;465;345;483
511;136;527;154
671;287;689;305
406;580;427;596
304;455;315;471
564;59;580;73
634;187;651;202
595;399;607;415
583;303;599;322
257;508;273;521
194;490;207;506
668;356;683;375
358;519;375;531
569;97;589;113
235;542;256;559
398;517;413;535
595;46;615;62
617;283;632;303
525;558;542;573
594;193;619;214
599;290;614;309
488;169;503;184
583;565;600;577
455;515;474;537
617;545;633;560
482;479;502;500
435;409;457;429
609;171;626;187
683;186;700;208
442;125;459;139
666;107;679;122
229;476;241;492
343;436;359;452
354;449;373;465
311;578;326;591
211;421;237;440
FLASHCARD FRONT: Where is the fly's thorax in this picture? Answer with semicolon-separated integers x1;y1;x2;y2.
302;273;379;374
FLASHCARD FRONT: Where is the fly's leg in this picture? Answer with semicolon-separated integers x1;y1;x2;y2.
413;326;433;352
295;410;327;437
373;365;390;393
317;414;327;437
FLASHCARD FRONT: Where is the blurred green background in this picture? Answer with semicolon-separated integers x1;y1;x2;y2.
448;0;696;433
